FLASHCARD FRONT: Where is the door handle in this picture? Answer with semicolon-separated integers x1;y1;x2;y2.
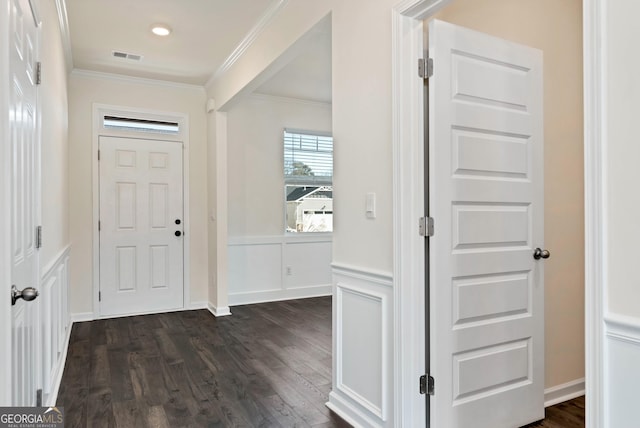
11;285;39;306
533;248;550;260
175;230;182;237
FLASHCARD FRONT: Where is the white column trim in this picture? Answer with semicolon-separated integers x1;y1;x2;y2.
211;111;230;312
583;0;606;426
208;303;232;317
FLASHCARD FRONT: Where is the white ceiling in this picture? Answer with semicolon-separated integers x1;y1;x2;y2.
65;0;332;102
65;0;275;85
254;28;332;104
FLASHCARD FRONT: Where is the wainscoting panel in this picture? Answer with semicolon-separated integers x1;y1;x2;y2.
40;246;71;405
228;235;332;306
605;313;640;427
328;264;394;428
284;240;332;289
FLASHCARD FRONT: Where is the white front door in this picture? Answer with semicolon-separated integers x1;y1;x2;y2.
99;136;184;317
9;0;40;406
429;20;544;427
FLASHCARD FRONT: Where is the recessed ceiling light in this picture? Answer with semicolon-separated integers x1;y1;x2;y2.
151;24;171;36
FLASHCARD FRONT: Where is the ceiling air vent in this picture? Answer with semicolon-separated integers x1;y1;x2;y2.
112;51;143;61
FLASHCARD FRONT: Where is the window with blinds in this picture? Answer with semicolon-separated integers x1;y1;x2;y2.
284;129;333;184
284;129;333;233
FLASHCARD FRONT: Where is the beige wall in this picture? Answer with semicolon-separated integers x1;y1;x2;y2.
40;0;70;273
227;95;332;237
68;73;208;314
434;0;585;389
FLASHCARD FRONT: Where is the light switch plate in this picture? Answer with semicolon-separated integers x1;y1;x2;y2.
366;192;376;219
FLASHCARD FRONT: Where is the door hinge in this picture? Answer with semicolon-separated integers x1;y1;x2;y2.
418;57;433;79
99;291;101;301
97;150;100;161
36;389;42;406
98;220;101;231
420;374;435;395
419;216;435;237
36;62;41;85
35;225;42;249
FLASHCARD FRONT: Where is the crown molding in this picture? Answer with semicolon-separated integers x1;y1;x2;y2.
54;0;73;72
205;0;289;89
71;68;206;92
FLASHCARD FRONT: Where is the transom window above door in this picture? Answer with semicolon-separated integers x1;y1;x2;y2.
102;115;180;134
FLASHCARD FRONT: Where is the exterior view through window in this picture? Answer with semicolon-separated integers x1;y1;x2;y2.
284;129;333;233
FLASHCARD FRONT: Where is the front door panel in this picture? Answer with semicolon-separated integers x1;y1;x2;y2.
99;136;184;317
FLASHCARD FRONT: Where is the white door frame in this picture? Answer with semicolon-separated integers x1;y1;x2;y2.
0;0;13;406
91;103;192;318
392;2;453;425
582;0;605;426
391;0;601;426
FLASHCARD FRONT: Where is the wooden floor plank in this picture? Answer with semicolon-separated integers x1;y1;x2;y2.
56;297;584;427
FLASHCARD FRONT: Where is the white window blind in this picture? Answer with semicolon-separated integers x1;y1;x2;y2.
103;115;180;134
284;129;333;185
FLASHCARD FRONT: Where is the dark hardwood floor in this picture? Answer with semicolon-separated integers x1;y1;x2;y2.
57;297;350;428
525;396;585;428
57;296;585;428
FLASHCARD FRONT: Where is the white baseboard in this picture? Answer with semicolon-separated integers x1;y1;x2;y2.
544;378;585;407
74;301;209;321
229;284;331;306
189;300;208;310
47;319;73;406
71;312;95;322
208;303;232;317
327;392;382;428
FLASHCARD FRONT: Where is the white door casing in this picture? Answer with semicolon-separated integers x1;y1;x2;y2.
429;19;544;427
9;0;40;406
99;136;184;317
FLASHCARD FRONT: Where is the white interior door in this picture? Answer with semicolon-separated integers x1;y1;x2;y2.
429;19;544;428
99;136;184;317
9;0;40;407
